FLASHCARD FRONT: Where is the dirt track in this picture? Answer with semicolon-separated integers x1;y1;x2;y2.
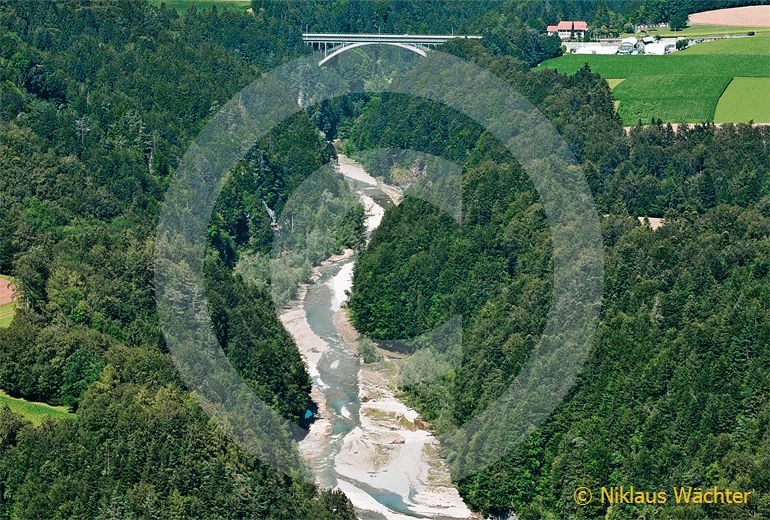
689;6;770;27
0;278;16;306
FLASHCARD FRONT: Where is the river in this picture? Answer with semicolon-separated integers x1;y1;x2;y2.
279;156;474;520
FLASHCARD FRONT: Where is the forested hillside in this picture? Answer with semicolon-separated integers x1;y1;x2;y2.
345;40;770;519
0;1;767;518
0;1;355;517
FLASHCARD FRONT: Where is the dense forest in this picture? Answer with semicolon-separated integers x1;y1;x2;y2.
344;39;769;519
255;0;770;41
0;1;360;517
0;0;767;519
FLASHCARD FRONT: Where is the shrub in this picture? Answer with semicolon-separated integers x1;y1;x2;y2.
357;338;382;364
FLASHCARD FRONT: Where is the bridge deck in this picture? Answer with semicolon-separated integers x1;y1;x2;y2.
302;33;481;44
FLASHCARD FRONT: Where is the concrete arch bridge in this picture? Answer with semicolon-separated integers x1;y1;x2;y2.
302;33;481;65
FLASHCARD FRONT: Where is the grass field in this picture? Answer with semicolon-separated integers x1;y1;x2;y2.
0;302;14;328
0;275;16;328
627;24;770;38
681;35;770;55
148;0;251;14
0;391;75;425
715;77;770;123
540;36;769;124
613;74;732;122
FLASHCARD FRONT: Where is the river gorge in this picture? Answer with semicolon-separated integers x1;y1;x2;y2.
279;156;473;520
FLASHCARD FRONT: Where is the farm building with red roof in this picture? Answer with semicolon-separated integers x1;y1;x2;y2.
547;21;588;39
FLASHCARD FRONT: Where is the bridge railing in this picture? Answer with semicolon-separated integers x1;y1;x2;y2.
302;33;482;45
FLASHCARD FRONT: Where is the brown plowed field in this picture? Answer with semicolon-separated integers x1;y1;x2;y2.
689;6;770;27
0;278;16;306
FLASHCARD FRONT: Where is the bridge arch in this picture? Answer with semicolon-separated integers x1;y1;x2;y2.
318;41;428;65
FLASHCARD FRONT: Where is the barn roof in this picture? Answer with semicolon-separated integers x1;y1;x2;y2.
555;20;588;31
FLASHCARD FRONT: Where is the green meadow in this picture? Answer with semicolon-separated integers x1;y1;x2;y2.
715;77;770;123
680;35;770;55
540;36;770;124
0;391;75;425
0;303;13;328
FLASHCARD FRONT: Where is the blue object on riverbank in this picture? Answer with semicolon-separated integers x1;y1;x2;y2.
304;409;313;420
